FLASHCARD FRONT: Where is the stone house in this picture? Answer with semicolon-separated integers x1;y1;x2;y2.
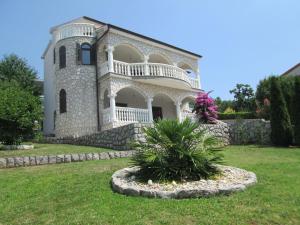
281;62;300;76
42;16;202;137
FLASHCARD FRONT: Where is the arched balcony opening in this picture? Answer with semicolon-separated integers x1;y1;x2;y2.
152;93;176;121
148;53;171;65
178;62;197;78
114;44;143;63
181;96;197;122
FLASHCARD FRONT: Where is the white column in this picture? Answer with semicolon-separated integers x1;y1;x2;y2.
147;97;153;122
175;101;182;122
109;94;117;122
144;55;149;76
106;45;114;73
196;68;201;89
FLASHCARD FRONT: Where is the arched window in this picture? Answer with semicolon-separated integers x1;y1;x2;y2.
81;43;91;65
59;46;66;69
59;89;67;113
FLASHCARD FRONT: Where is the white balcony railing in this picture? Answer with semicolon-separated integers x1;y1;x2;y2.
102;107;150;126
53;23;96;43
116;107;149;123
100;60;200;89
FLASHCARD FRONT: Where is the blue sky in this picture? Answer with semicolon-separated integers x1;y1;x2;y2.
1;0;300;99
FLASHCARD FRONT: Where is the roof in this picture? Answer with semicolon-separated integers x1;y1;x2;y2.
82;16;202;58
281;62;300;76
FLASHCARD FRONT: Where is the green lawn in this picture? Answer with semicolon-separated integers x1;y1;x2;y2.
0;145;300;225
0;143;112;158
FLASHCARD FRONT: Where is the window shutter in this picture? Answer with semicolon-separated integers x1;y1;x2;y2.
91;44;96;65
76;43;81;65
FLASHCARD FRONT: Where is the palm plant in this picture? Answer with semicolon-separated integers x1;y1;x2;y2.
131;118;223;182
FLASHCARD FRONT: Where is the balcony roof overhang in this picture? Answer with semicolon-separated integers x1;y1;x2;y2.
82;16;202;58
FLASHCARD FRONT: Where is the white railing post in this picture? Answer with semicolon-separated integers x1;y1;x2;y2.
147;97;153;122
175;101;182;122
106;45;114;73
109;94;117;122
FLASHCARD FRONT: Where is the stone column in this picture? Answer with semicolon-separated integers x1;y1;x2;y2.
144;55;149;76
175;101;182;122
147;97;153;122
109;94;117;122
106;45;114;73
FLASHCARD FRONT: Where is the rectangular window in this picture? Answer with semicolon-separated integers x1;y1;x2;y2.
82;49;91;65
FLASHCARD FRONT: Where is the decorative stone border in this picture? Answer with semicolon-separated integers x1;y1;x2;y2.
0;150;136;169
111;166;257;199
1;145;34;150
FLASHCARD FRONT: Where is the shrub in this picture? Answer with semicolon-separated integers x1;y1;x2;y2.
294;77;300;145
0;82;42;145
269;77;293;146
131;118;223;182
218;112;257;120
224;107;235;114
193;92;218;123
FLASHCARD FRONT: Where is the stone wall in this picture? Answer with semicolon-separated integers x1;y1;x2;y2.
0;150;135;169
43;123;149;150
222;119;271;145
43;119;271;151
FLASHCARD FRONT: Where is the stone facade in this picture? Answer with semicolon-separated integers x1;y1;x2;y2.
43;17;201;138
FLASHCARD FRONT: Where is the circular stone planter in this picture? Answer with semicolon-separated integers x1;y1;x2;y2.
111;166;257;199
1;145;34;150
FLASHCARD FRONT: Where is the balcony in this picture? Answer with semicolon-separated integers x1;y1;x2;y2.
53;23;96;43
100;60;200;89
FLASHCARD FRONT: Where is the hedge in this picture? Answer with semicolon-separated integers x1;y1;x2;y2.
218;112;257;120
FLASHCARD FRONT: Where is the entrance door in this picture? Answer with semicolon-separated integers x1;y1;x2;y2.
152;106;163;121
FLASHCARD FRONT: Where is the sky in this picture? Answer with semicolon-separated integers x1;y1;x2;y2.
1;0;300;99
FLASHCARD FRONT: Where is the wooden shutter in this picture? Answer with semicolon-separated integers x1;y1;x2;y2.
76;43;81;65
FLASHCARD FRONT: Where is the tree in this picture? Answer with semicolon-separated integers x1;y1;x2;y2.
0;54;40;95
214;97;234;113
256;75;295;121
294;77;300;145
269;77;293;146
0;82;42;145
230;83;255;112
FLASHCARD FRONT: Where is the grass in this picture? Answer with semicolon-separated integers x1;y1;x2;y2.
0;145;300;225
0;143;112;158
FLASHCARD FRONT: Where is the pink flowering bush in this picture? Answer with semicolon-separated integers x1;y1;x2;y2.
193;91;218;123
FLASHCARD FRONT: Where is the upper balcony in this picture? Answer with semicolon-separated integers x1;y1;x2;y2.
52;23;96;44
99;44;201;90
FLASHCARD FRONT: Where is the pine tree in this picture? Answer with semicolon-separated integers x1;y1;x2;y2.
294;77;300;145
270;77;293;146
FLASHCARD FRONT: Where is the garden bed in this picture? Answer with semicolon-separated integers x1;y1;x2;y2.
111;165;257;199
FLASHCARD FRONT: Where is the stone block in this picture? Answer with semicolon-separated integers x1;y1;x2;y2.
64;154;71;163
79;153;86;161
86;153;93;160
56;155;64;163
99;152;109;160
92;153;100;160
14;157;24;167
0;158;7;168
29;156;36;166
23;157;30;166
7;158;15;168
36;156;48;165
49;155;57;164
71;154;79;162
